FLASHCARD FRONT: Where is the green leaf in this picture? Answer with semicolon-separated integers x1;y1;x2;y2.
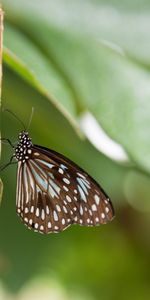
3;2;150;173
3;23;82;137
3;0;150;65
6;20;150;172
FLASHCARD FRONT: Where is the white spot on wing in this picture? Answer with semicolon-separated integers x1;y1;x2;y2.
66;195;72;202
30;205;34;213
36;208;40;217
53;210;58;221
46;205;50;215
101;213;105;219
63;185;69;192
62;218;65;225
35;223;38;229
105;207;109;213
92;204;97;211
41;209;45;220
80;205;83;215
58;168;64;174
56;204;61;212
25;207;29;214
94;194;100;205
63;178;70;184
48;222;51;228
77;172;86;179
63;206;68;213
34;152;40;156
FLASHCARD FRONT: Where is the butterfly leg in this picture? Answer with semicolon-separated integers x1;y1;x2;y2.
0;155;17;172
0;138;15;148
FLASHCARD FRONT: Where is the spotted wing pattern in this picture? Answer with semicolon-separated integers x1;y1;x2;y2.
16;145;114;234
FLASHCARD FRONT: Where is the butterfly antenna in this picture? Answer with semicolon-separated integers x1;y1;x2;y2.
3;109;26;130
26;107;34;131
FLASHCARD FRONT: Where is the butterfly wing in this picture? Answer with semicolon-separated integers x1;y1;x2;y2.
16;145;114;234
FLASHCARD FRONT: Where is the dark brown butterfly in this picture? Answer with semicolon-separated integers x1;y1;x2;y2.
12;130;114;234
1;108;114;234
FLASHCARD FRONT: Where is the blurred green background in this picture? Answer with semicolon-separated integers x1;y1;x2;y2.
1;0;150;299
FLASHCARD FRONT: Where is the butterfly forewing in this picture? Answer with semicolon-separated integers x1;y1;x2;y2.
16;144;114;234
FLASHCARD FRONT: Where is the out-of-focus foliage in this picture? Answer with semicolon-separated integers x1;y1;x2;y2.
0;178;3;205
1;1;150;299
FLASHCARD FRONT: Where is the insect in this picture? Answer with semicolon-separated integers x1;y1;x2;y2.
1;110;115;234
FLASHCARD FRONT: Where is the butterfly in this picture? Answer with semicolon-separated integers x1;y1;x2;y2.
15;129;115;233
1;112;114;234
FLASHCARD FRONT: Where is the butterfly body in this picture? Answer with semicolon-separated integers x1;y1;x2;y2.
14;131;114;234
15;131;32;162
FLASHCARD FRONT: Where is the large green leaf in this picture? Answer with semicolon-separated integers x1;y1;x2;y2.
3;23;82;137
3;0;150;65
3;1;150;173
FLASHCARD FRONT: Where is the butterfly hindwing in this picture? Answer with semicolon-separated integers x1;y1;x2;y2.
16;144;114;234
16;160;72;233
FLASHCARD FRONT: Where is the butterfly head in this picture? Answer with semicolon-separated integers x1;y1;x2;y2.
15;131;33;162
18;131;30;142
